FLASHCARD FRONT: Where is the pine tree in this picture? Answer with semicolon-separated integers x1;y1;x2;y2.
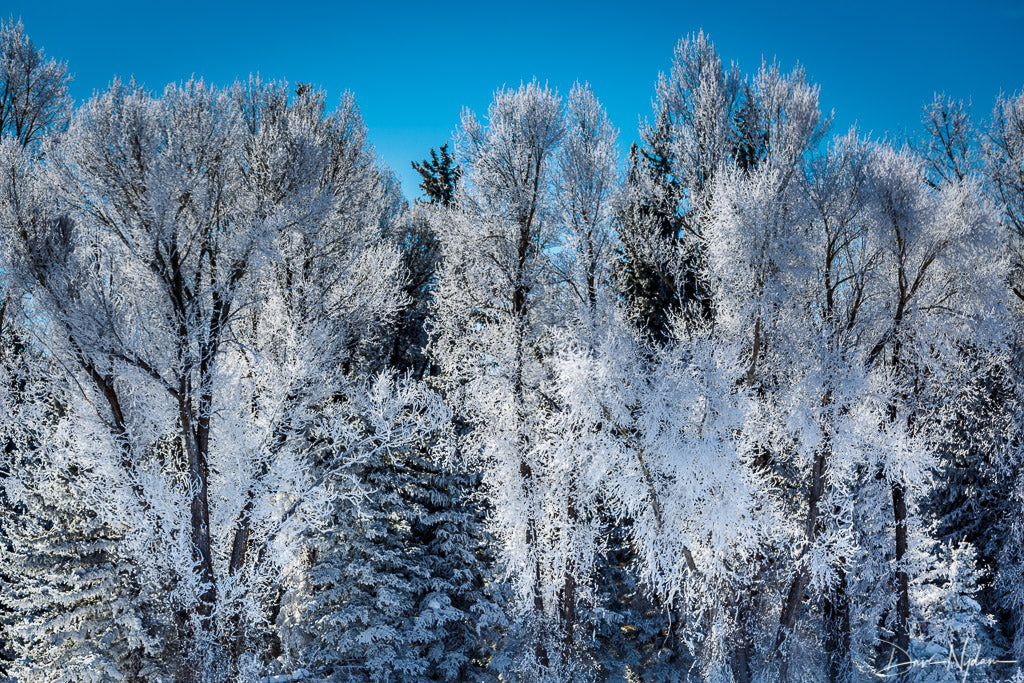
388;206;441;378
613;137;687;344
297;410;504;681
0;331;171;681
386;145;463;377
412;144;461;207
584;516;690;681
3;466;172;682
911;542;997;680
613;32;739;344
923;354;1018;650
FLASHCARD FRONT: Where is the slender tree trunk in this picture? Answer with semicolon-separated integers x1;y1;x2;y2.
891;481;911;680
522;457;549;670
730;606;753;683
824;567;851;683
774;442;827;676
560;487;579;668
511;160;552;672
560;573;576;665
776;565;809;680
179;387;217;630
882;295;911;682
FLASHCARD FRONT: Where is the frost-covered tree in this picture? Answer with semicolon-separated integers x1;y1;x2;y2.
430;79;569;676
695;56;831;682
918;95;976;186
533;82;622;675
614;31;738;341
0;77;441;680
716;130;875;681
0;19;70;148
989;90;1024;302
281;373;504;682
986;88;1024;663
858;142;1005;679
555;329;768;679
2;391;170;681
0;19;72;676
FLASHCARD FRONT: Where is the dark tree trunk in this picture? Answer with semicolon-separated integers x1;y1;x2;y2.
730;611;753;683
891;481;911;680
824;567;851;683
180;388;217;629
560;485;580;668
775;444;827;675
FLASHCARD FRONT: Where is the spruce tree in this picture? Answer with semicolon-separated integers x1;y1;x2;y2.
0;331;171;681
388;208;441;378
298;425;504;681
389;144;462;377
614;137;686;344
3;469;171;682
412;144;461;207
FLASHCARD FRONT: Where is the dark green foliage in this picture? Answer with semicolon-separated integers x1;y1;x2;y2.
412;144;461;207
388;144;461;377
389;211;441;379
585;517;689;681
301;438;505;681
925;351;1023;651
613;132;711;345
730;85;767;174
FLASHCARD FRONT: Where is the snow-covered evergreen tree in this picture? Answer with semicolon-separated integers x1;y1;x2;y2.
613;31;737;341
291;375;506;681
0;318;172;681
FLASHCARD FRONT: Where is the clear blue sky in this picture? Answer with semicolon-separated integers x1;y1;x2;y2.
5;0;1024;200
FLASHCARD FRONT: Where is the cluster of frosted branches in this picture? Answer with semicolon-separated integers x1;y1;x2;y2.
1;22;1024;683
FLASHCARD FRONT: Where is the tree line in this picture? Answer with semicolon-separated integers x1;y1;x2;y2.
1;21;1024;683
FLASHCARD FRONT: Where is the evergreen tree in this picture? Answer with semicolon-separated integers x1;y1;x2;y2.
412;143;462;207
387;145;463;377
3;464;172;682
584;517;690;681
613;32;738;344
924;355;1018;647
297;390;504;681
388;207;441;378
613;137;687;344
0;326;171;681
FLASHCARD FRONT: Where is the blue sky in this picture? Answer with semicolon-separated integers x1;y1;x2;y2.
6;0;1024;199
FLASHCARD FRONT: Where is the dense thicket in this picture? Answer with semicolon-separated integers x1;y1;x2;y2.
1;21;1023;683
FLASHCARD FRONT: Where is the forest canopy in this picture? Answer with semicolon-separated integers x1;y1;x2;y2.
1;19;1024;683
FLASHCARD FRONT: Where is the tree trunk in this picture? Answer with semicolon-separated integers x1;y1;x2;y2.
891;481;911;680
730;607;753;683
180;388;217;630
776;566;809;681
774;443;827;676
560;573;576;666
824;567;851;683
560;479;580;668
512;162;551;672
